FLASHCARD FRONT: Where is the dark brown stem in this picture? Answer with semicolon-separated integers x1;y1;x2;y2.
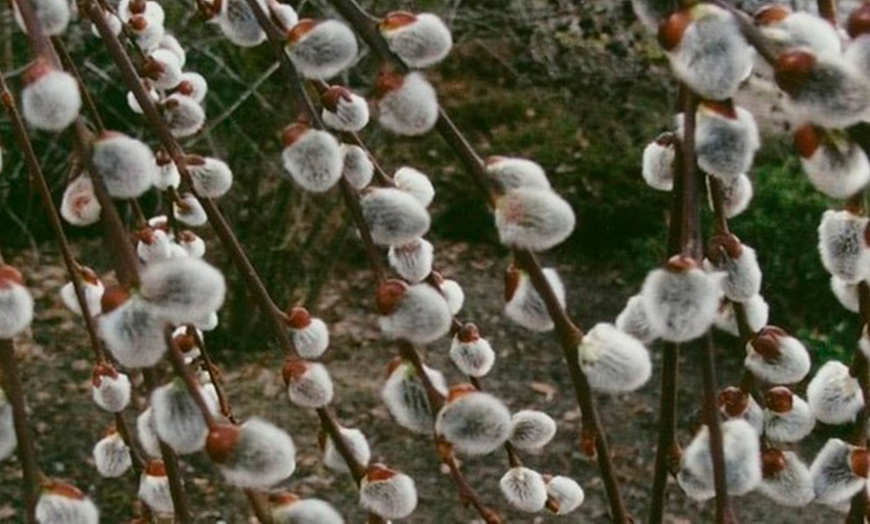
817;0;839;27
190;328;236;423
0;339;40;523
701;333;736;524
51;36;105;132
165;329;217;428
113;411;146;473
437;438;503;524
340;179;386;283
648;342;679;524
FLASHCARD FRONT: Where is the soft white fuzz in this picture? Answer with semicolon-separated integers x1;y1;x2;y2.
388;238;434;283
641;133;676;191
91;133;158;199
322;427;370;474
287;20;358;79
435;390;512;455
93;431;132;478
215;0;267;47
381;361;447;434
140;256;226;323
640;258;722;342
486;156;551;191
495;187;576;251
807;361;865;425
281;127;344;193
577;323;652;393
394;166;435;208
341;144;374;189
376;72;439;136
362;187;431;246
381;12;453;68
545;476;585;515
359;466;418;519
60;175;101;226
189;156;234;198
499;467;548;512
21;65;81;132
509;410;557;451
504;267;565;332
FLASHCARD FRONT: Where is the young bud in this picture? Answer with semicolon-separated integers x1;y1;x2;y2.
137;408;161;458
394;166;435;208
91;132;158;199
140;256;226;323
35;480;99;524
21;61;81;132
758;449;815;507
174;192;209;226
93;430;132;478
91;8;123;39
807;361;865;425
0;388;17;461
659;4;752;100
704;234;762;302
377;280;452;343
641;132;675;191
281;124;343;193
440;277;464;315
375;71;439;136
718;386;764;433
162;94;205;137
341;144;374;190
831;276;860;313
764;386;815;443
809;438;868;507
756;6;841;57
485;156;552;192
139;460;173;515
184;156;233;199
545;476;584;515
98;294;167;368
499;467;548;512
775;50;870;128
436;387;512;455
745;325;811;385
206;418;296;489
381;359;447;433
0;266;34;338
152;150;180;190
118;0;165;25
286;307;330;359
286;19;358;79
710;172;753;218
817;209;870;283
615;294;658;344
13;0;70;36
60;266;104;316
92;364;132;413
640;256;722;343
449;324;495;377
510;410;557;451
388;238;434;283
362;187;431;246
321;426;370;474
175;72;208;104
283;359;334;408
494;187;575;251
137;227;173;263
60;175;101;226
270;494;344;524
143;49;183;90
380;12;453;68
359;464;418;519
152;379;217;454
794;126;870;199
714;294;769;337
577;323;652;393
216;0;267;46
321;86;370;132
269;1;299;32
677;419;762;500
505;266;565;332
158;33;187;68
688;101;760;180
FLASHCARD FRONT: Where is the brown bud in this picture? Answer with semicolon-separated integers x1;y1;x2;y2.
287;19;318;44
749;326;788;361
718;386;749;417
0;265;24;288
848;4;870;38
145;459;167;477
366;463;396;482
664;254;698;272
141;58;166;82
754;4;791;26
205;424;241;464
285;306;311;329
281;122;309;147
129;0;147;14
100;285;130;314
23;59;52;85
765;386;794;413
457;323;480;343
376;279;408;315
92;363;120;387
381;11;417;31
447;383;477;402
774;51;817;94
504;265;520;302
268;491;300;505
762;448;787;477
128;14;148;32
373;69;405;99
41;479;85;499
658;10;693;51
321;85;353;113
852;448;870;478
173;332;197;354
700;99;737;120
654;131;677;147
385;356;405;377
281;358;308;385
707;233;744;264
137;226;157;245
793;124;822;159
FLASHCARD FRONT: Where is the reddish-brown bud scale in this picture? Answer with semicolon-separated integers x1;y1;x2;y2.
750;326;789;360
128;15;148;31
206;424;241;464
281;123;309;147
102;425;118;438
581;428;597;458
285;306;311;329
366;463;397;482
774;51;817;94
42;479;85;499
100;285;130;314
163;97;180;110
321;86;353;112
762;448;788;477
718;386;749;417
765;386;794;413
852;449;870;478
374;69;405;99
185;155;206;167
665;254;698;272
176;230;197;243
173;333;197;353
145;459;167;476
754;5;790;25
287;19;318;43
701;99;738;119
381;11;417;31
268;492;300;505
458;323;480;343
707;233;744;263
282;358;308;385
91;363;119;387
376;279;408;315
654;133;676;147
137;227;157;245
175;81;195;96
848;5;870;38
79;266;99;285
485;155;505;166
155;150;173;166
129;0;147;14
793;124;822;158
23;59;51;85
447;383;477;402
658;10;692;51
0;265;24;288
504;266;520;302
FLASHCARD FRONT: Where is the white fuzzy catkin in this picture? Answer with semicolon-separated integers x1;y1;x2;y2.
719;388;764;434
139;468;174;515
211;418;297;489
381;361;447;433
494;187;576;251
486;156;552;191
189;157;233;198
744;327;811;385
287;20;358;79
216;0;267;46
154;154;180;190
60;279;104;317
663;4;752;100
810;438;867;507
341;144;374;189
14;0;70;36
499;467;548;513
322;427;370;474
137;408;161;458
449;330;495;377
641;133;675;191
146;49;183;90
546;476;585;515
689;104;759;180
509;410;557;451
35;485;99;524
281;128;344;193
291;318;329;359
388;238;434;283
818;209;870;283
129;13;165;52
615;294;658;344
378;282;451;343
764;392;815;443
162;94;205;137
436;390;512;455
0;277;34;339
677;419;762;500
269;1;299;32
137;228;172;263
797;127;870;199
92;368;131;413
98;296;167;368
714;294;769;337
321;89;370;132
704;238;762;302
92;133;158;199
0;389;16;461
758;8;841;57
505;267;565;332
376;72;439;136
359;466;418;520
151;380;217;454
60;175;101;226
140;256;226;323
175;72;209;104
158;33;186;67
93;432;132;478
394;166;435;208
21;65;81;132
362;188;431;246
807;361;865;425
381;12;453;68
177;231;206;258
174;193;208;226
286;361;334;408
440;278;464;315
639;259;722;343
577;323;652;393
271;497;344;524
758;450;815;507
832;276;861;313
712;172;753;218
